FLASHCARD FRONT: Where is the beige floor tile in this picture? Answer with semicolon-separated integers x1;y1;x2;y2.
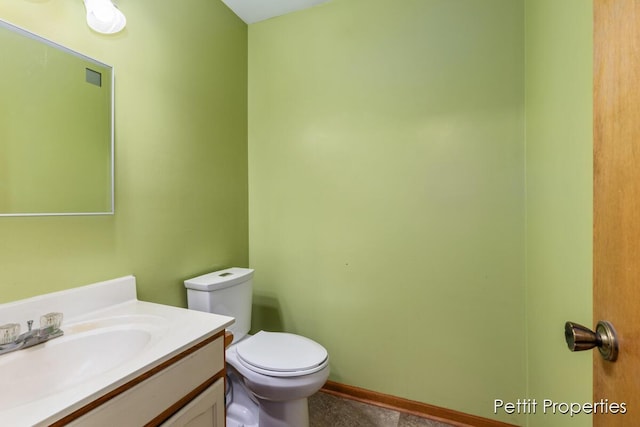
309;392;399;427
309;392;457;427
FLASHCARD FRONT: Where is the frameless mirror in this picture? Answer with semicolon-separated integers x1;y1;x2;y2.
0;19;114;216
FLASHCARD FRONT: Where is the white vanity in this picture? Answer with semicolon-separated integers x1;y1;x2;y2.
0;276;234;426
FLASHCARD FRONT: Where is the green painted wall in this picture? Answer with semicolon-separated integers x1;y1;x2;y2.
0;0;594;424
248;0;526;423
0;0;248;306
524;1;593;426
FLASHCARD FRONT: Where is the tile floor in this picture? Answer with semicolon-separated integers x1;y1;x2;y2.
308;392;456;427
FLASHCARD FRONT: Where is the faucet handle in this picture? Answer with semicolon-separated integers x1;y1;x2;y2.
0;323;20;345
40;312;63;331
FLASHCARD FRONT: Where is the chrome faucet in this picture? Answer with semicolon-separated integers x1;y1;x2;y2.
0;312;64;356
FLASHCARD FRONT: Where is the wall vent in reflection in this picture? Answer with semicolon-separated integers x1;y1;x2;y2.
86;68;102;87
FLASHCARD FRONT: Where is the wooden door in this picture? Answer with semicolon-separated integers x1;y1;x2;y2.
594;0;640;425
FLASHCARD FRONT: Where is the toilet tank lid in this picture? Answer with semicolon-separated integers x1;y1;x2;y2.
184;267;254;291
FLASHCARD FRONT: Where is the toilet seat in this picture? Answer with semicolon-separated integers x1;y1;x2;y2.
236;331;328;377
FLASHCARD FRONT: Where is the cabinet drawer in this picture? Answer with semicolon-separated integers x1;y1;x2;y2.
160;378;224;427
67;336;224;427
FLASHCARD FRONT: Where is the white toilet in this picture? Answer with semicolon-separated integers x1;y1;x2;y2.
184;267;330;427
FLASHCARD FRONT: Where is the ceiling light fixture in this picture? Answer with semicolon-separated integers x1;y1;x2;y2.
83;0;126;35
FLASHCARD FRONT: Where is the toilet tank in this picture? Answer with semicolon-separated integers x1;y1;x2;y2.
184;267;254;342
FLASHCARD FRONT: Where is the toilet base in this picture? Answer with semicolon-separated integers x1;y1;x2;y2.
227;371;258;427
227;399;309;427
259;398;309;427
227;402;258;427
226;366;312;427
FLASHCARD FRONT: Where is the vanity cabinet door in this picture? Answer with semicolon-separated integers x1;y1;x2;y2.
160;378;225;427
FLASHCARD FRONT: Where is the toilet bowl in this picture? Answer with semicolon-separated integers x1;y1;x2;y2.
184;268;330;427
226;332;329;426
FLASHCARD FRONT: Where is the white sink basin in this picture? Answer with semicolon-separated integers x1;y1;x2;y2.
0;325;153;411
0;276;234;426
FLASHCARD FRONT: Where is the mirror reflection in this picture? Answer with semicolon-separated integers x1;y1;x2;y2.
0;20;114;216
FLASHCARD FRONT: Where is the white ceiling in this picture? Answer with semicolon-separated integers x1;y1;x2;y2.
220;0;331;24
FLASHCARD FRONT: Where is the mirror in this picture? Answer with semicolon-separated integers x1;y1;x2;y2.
0;20;114;216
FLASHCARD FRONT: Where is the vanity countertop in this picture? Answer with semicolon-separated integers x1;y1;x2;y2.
0;276;234;426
